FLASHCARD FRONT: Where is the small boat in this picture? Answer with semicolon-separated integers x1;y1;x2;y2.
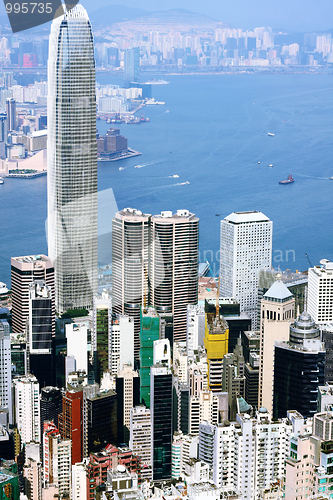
268;133;275;137
258;161;260;164
268;164;273;168
279;175;294;185
180;181;190;185
172;174;179;178
215;213;220;216
134;165;142;168
119;167;124;171
329;176;333;180
0;177;3;184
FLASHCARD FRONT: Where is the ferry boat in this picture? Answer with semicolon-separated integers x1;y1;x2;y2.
279;175;294;185
0;177;4;184
268;132;275;137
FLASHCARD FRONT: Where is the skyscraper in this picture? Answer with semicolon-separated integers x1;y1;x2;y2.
112;208;150;359
308;259;333;325
0;320;12;424
28;281;54;388
124;47;140;87
273;311;325;418
6;97;16;132
220;211;272;329
258;278;295;413
13;375;40;447
11;255;54;335
48;6;98;314
150;363;173;480
150;209;199;342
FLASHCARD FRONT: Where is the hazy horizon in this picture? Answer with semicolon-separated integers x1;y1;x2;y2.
0;0;333;33
79;0;333;33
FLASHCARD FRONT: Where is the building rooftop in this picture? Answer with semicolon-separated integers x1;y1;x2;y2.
264;279;293;302
224;211;270;224
153;209;198;221
116;208;151;220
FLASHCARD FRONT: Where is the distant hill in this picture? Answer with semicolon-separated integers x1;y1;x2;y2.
90;5;150;27
92;7;229;31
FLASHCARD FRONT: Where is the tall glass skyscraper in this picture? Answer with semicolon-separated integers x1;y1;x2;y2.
47;6;98;314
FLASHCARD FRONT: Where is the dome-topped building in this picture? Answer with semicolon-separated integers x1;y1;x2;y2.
289;310;320;346
273;309;325;419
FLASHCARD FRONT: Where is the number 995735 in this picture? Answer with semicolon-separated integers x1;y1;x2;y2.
5;2;53;14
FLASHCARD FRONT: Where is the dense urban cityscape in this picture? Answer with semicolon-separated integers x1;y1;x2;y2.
0;3;332;500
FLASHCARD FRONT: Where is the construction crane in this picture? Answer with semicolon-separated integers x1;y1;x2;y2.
305;253;313;268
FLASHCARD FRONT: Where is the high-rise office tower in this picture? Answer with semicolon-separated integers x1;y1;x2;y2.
48;6;98;314
13;375;40;447
274;311;325;418
258;277;295;413
85;389;117;454
308;259;333;325
151;363;173;480
140;307;160;408
11;255;54;334
58;387;83;465
40;387;63;446
150;210;199;342
112;208;150;359
28;281;54;388
92;293;112;383
110;315;134;375
0;113;7;142
124;47;140;87
116;363;140;445
204;315;229;392
220;211;272;329
0;320;12;424
6;97;16;131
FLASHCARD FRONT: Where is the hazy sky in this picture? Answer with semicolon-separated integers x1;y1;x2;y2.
78;0;333;32
0;0;332;32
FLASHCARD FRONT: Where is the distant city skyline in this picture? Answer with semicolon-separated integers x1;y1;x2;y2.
0;1;333;33
78;0;333;32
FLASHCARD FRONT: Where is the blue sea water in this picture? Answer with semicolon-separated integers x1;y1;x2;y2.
1;73;333;286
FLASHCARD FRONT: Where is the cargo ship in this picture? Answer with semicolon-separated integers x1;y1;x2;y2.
279;175;294;185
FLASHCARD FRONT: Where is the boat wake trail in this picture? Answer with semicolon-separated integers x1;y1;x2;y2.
134;158;165;169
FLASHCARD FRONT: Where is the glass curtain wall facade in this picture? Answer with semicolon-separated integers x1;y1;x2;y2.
47;6;97;314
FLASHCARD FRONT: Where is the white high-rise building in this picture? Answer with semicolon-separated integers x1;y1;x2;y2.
66;323;88;375
14;375;40;446
189;390;219;435
0;320;12;424
150;210;199;342
220;211;272;329
308;259;333;324
199;408;292;498
186;304;205;358
48;6;98;314
72;462;87;500
110;315;134;374
130;405;153;481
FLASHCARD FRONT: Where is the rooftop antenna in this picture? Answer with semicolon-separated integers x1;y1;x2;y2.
304;285;308;314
